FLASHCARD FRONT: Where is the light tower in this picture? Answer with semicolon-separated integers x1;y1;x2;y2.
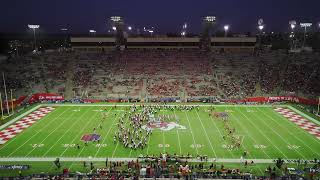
61;28;69;48
28;24;40;51
289;20;297;50
300;22;312;49
224;25;229;37
110;16;126;49
200;16;216;50
257;18;265;49
181;22;187;37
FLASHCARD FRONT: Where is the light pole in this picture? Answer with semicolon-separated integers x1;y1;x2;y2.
28;24;40;51
258;25;264;48
224;25;229;37
61;28;68;48
257;18;265;49
300;23;312;49
289;20;296;50
181;23;187;37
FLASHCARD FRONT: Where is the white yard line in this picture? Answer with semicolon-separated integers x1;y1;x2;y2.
195;110;217;157
111;126;124;157
0;157;314;164
25;107;80;157
111;108;131;158
42;107;93;156
66;107;103;170
257;107;320;156
173;109;182;154
94;107;114;157
248;107;307;159
162;129;165;153
236;107;289;159
6;107;71;157
146;133;152;155
207;110;237;158
227;107;271;159
59;107;99;157
113;142;121;158
183;111;199;155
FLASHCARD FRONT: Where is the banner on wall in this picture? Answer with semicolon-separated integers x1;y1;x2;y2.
28;93;64;103
225;96;319;105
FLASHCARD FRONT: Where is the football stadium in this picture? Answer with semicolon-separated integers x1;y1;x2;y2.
0;2;320;179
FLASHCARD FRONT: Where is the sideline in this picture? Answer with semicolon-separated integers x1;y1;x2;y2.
0;157;278;163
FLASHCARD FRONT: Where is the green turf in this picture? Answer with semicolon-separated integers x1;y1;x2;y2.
0;104;319;160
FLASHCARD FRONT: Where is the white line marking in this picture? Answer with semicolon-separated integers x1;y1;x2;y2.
6;107;70;156
236;107;289;159
183;111;199;155
42;107;93;156
195;110;217;157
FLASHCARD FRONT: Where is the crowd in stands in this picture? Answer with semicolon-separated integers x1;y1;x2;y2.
17;156;320;179
0;49;319;101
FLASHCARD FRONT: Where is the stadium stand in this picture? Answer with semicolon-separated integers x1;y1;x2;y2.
0;49;319;102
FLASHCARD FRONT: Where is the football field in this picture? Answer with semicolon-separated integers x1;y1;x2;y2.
0;104;319;162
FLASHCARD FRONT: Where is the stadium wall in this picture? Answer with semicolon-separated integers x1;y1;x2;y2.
70;37;256;52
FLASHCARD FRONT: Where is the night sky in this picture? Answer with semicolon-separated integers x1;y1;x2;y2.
0;0;319;34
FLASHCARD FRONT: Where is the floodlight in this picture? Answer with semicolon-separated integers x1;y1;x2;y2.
110;16;121;22
112;26;117;31
28;24;40;51
204;16;216;22
224;25;229;31
300;23;312;27
61;28;68;31
128;26;132;31
28;24;40;29
181;31;186;36
89;30;96;33
290;24;296;29
183;23;187;29
258;25;264;30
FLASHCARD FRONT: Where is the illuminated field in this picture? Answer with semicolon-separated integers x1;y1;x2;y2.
0;104;319;162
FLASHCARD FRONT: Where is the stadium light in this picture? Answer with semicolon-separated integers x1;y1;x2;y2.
128;26;132;31
28;24;40;51
60;28;69;48
183;23;187;29
300;23;312;48
224;25;229;37
257;19;265;49
204;16;216;22
89;30;96;37
110;16;122;22
258;25;264;31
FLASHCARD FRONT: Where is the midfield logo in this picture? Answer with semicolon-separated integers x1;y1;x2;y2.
142;121;186;131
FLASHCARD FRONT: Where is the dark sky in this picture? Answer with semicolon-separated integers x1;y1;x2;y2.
0;0;319;34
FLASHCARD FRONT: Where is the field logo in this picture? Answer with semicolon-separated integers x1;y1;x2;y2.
142;121;186;131
81;134;101;142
